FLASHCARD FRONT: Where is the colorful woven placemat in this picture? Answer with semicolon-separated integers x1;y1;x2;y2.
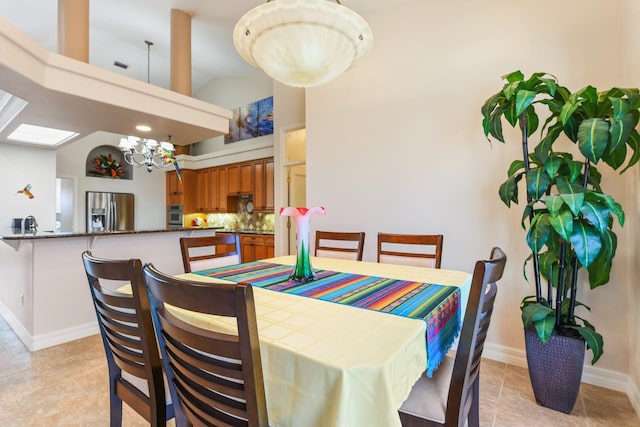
194;261;460;376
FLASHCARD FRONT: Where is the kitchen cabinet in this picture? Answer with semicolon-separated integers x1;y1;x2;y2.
227;162;254;195
252;158;274;212
167;157;273;215
196;168;220;212
166;169;196;212
240;234;275;263
218;167;228;212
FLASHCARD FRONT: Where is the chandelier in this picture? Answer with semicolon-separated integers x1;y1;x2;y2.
118;136;176;172
233;0;373;88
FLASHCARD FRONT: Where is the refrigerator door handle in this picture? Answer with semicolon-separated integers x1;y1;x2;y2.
112;201;117;231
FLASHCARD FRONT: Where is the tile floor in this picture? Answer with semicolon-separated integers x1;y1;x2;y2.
1;314;638;426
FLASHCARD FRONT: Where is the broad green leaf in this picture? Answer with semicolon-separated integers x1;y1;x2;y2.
523;107;539;137
621;129;640;173
502;70;524;84
577;86;598;116
503;81;521;101
507;160;525;177
526;213;551;252
559;193;585;216
548;209;574;242
544;195;564;216
543;156;562;178
504;98;519;127
587;230;617;288
579;200;609;234
608;113;634;155
577;118;609;163
481;92;502;123
534;316;556;344
515;90;537;116
498;173;522;207
609;97;629;121
570;221;602;268
556;175;584;195
488;108;505;142
603;140;627;170
526;168;551;200
538;77;557;96
598;194;625;226
587;251;612;289
569;326;603;364
521;303;553;328
534;123;563;164
560;100;579;126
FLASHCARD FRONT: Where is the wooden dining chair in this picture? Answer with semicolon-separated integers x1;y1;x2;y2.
141;263;269;427
81;251;173;427
398;247;507;427
179;234;241;273
315;230;366;261
377;233;444;268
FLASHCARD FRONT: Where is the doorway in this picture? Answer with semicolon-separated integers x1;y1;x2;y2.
284;128;307;255
56;177;75;232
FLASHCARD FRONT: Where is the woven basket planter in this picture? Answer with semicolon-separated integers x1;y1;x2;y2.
524;327;585;414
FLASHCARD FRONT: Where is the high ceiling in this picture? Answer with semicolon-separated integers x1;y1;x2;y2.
0;0;398;92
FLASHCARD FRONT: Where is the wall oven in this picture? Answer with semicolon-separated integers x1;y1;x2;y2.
167;205;184;229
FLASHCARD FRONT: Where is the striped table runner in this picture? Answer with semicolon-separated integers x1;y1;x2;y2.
194;261;460;376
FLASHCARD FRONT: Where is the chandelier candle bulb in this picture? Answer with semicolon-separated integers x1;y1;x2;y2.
119;136;176;173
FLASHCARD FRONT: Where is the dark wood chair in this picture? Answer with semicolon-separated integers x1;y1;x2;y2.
180;234;241;273
377;233;444;268
141;263;269;427
314;231;366;261
398;247;507;427
81;251;173;427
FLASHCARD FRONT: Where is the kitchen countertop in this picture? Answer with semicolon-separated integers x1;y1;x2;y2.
0;227;224;241
215;229;275;235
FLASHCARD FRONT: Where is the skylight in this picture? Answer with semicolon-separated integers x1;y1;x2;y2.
0;90;28;133
7;124;79;146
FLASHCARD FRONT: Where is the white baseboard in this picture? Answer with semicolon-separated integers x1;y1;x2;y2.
0;301;99;351
483;342;640;418
30;322;99;351
0;302;33;349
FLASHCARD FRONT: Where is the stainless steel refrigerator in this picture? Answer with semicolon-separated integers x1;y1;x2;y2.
86;191;134;232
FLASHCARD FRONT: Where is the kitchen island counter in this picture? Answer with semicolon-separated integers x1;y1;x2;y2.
1;226;226;241
0;228;220;351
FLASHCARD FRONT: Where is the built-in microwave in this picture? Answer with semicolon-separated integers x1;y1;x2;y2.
167;205;184;229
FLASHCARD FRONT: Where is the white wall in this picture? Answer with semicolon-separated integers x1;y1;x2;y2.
306;0;634;379
622;0;640;404
56;131;166;231
0;144;56;234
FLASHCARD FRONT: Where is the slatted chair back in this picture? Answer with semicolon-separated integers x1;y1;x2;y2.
377;233;444;268
180;234;241;273
399;247;506;427
141;263;269;427
315;231;366;261
81;251;173;427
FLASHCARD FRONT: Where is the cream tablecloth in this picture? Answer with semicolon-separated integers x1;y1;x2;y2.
173;255;472;427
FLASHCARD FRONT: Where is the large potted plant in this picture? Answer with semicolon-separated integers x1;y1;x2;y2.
481;71;640;413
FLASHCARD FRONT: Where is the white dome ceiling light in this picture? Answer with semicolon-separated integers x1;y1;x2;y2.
233;0;373;88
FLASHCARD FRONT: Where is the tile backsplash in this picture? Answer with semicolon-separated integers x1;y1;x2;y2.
185;197;275;231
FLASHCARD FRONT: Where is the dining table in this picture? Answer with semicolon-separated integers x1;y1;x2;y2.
166;255;472;427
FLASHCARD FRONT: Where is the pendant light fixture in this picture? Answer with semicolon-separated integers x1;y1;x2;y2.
233;0;373;88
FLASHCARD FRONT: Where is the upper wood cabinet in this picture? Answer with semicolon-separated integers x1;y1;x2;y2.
170;157;273;215
253;158;274;212
166;169;196;212
196;168;220;212
228;162;254;195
